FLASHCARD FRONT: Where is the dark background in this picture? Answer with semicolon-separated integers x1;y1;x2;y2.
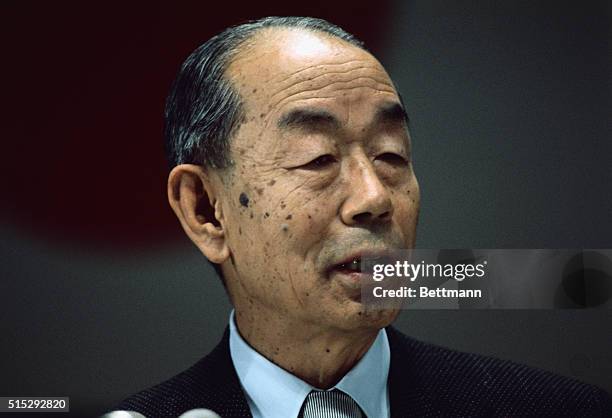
1;1;610;416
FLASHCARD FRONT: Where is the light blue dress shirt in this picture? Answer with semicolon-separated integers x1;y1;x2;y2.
228;311;390;418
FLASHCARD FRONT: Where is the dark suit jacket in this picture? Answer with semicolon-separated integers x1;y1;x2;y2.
116;327;612;417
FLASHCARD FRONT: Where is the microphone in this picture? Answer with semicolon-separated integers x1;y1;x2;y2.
100;409;221;418
100;412;146;418
178;409;221;418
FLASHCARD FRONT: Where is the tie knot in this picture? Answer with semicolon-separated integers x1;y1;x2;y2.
300;389;364;418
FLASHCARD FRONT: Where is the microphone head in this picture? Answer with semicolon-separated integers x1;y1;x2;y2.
100;411;147;418
178;409;222;418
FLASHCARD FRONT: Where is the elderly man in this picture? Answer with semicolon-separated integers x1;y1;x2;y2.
115;17;611;418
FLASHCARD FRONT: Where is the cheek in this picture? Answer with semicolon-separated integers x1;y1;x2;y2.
391;182;420;231
227;169;342;288
395;171;420;208
225;188;301;271
247;180;335;242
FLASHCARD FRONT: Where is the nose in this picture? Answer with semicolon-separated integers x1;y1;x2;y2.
340;158;393;225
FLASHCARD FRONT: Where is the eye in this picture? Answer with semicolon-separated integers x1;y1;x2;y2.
299;154;337;170
375;152;407;166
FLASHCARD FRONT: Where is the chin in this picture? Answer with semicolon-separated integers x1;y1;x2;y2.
332;304;400;332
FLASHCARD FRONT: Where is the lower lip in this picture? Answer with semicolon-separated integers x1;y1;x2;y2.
329;269;366;290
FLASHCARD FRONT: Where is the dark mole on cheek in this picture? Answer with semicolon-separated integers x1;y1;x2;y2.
239;192;249;207
238;227;242;235
260;113;265;119
280;203;286;209
252;88;257;93
264;212;270;218
250;212;254;219
307;214;312;219
281;224;289;232
285;214;292;220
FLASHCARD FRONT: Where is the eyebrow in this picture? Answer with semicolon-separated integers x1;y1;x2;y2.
276;102;410;132
374;101;410;128
277;108;341;131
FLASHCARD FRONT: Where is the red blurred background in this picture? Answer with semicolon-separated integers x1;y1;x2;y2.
1;1;391;249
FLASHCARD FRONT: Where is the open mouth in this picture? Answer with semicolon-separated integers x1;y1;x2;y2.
327;252;392;281
332;257;362;274
327;257;365;296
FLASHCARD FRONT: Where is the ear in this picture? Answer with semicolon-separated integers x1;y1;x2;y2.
167;164;230;264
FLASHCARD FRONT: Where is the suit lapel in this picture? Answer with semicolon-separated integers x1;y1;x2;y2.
386;326;444;418
186;327;252;418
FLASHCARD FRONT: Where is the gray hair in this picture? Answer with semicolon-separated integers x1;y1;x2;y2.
164;16;366;169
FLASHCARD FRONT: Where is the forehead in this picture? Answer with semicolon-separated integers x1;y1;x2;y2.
226;29;398;116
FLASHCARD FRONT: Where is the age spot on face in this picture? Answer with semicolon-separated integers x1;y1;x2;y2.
239;192;250;207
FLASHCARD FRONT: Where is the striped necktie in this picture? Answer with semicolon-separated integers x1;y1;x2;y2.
299;389;364;418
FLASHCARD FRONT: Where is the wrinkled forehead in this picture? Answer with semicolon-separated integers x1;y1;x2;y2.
226;29;398;114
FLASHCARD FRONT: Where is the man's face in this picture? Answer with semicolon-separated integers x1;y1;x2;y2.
218;29;420;331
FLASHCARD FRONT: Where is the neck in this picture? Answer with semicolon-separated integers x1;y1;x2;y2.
233;305;379;389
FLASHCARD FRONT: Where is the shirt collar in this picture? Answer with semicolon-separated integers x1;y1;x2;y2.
229;310;390;418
